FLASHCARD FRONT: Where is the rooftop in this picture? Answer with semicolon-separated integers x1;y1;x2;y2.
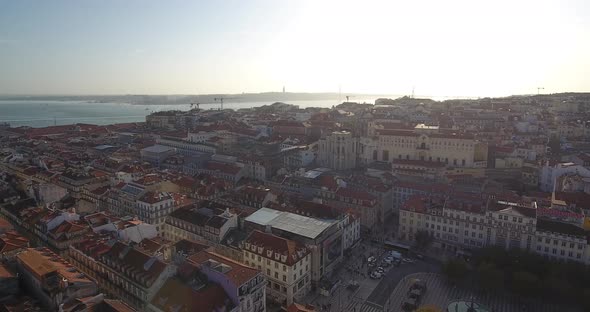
245;208;336;239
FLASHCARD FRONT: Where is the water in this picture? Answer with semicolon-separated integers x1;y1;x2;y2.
0;98;377;128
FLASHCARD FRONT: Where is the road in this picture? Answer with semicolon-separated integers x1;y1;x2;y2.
365;258;440;309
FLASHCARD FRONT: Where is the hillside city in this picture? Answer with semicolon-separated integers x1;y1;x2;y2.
1;93;590;312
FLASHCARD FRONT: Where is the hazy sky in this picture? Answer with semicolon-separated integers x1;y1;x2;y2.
1;0;589;97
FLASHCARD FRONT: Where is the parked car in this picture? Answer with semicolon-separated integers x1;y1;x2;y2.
370;272;382;279
368;256;376;263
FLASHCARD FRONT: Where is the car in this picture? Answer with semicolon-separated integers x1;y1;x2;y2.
402;258;415;264
370;272;382;279
376;267;385;273
368;256;376;263
415;254;424;260
368;262;376;267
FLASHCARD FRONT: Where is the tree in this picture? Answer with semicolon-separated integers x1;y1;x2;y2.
443;259;468;283
414;230;433;250
416;305;442;312
512;271;539;297
476;262;504;292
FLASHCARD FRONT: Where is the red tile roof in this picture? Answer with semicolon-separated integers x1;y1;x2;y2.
188;251;260;286
245;230;309;266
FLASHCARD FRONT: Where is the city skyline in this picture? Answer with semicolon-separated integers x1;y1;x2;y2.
1;0;589;97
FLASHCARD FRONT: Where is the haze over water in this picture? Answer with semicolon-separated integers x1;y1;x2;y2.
0;98;379;128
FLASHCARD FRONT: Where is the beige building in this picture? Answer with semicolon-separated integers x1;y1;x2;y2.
369;124;487;168
244;230;311;306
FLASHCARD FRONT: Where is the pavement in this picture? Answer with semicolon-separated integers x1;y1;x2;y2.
383;273;582;312
364;257;440;309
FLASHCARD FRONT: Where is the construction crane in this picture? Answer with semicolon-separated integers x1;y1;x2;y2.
537;87;544;95
213;97;237;110
345;95;355;102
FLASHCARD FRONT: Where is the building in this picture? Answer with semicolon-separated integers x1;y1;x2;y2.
244;208;342;285
540;161;590;192
399;193;590;264
68;240;176;310
16;248;98;310
136;191;175;231
140;145;177;167
188;250;266;312
163;204;238;245
317;131;358;170
369;124;488;168
0;230;29;260
244;230;311;305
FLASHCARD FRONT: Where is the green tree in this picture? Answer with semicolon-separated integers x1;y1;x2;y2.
512;271;539;297
476;262;504;292
414;230;433;250
443;259;468;283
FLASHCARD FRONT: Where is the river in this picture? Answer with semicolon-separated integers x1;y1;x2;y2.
0;98;378;128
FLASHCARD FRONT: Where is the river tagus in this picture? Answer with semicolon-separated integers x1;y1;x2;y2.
0;99;370;128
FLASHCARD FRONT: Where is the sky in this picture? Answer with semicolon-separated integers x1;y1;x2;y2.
0;0;589;97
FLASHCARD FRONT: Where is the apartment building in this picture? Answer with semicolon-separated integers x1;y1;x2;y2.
163;204;238;245
400;194;590;264
17;248;98;310
244;208;343;285
244;230;311;305
188;250;266;312
68;240;176;310
136;191;174;231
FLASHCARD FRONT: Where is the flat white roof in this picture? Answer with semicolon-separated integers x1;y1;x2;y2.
245;208;335;239
141;144;175;153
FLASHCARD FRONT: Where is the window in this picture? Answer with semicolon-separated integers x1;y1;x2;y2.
267;259;270;265
275;262;278;269
283;275;287;282
267;269;270;275
283;265;287;271
552;249;556;254
274;272;278;279
561;242;566;247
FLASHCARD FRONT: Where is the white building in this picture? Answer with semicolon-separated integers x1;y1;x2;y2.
244;230;311;306
136;191;175;232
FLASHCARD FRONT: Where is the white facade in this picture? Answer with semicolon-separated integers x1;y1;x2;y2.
243;243;311;305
